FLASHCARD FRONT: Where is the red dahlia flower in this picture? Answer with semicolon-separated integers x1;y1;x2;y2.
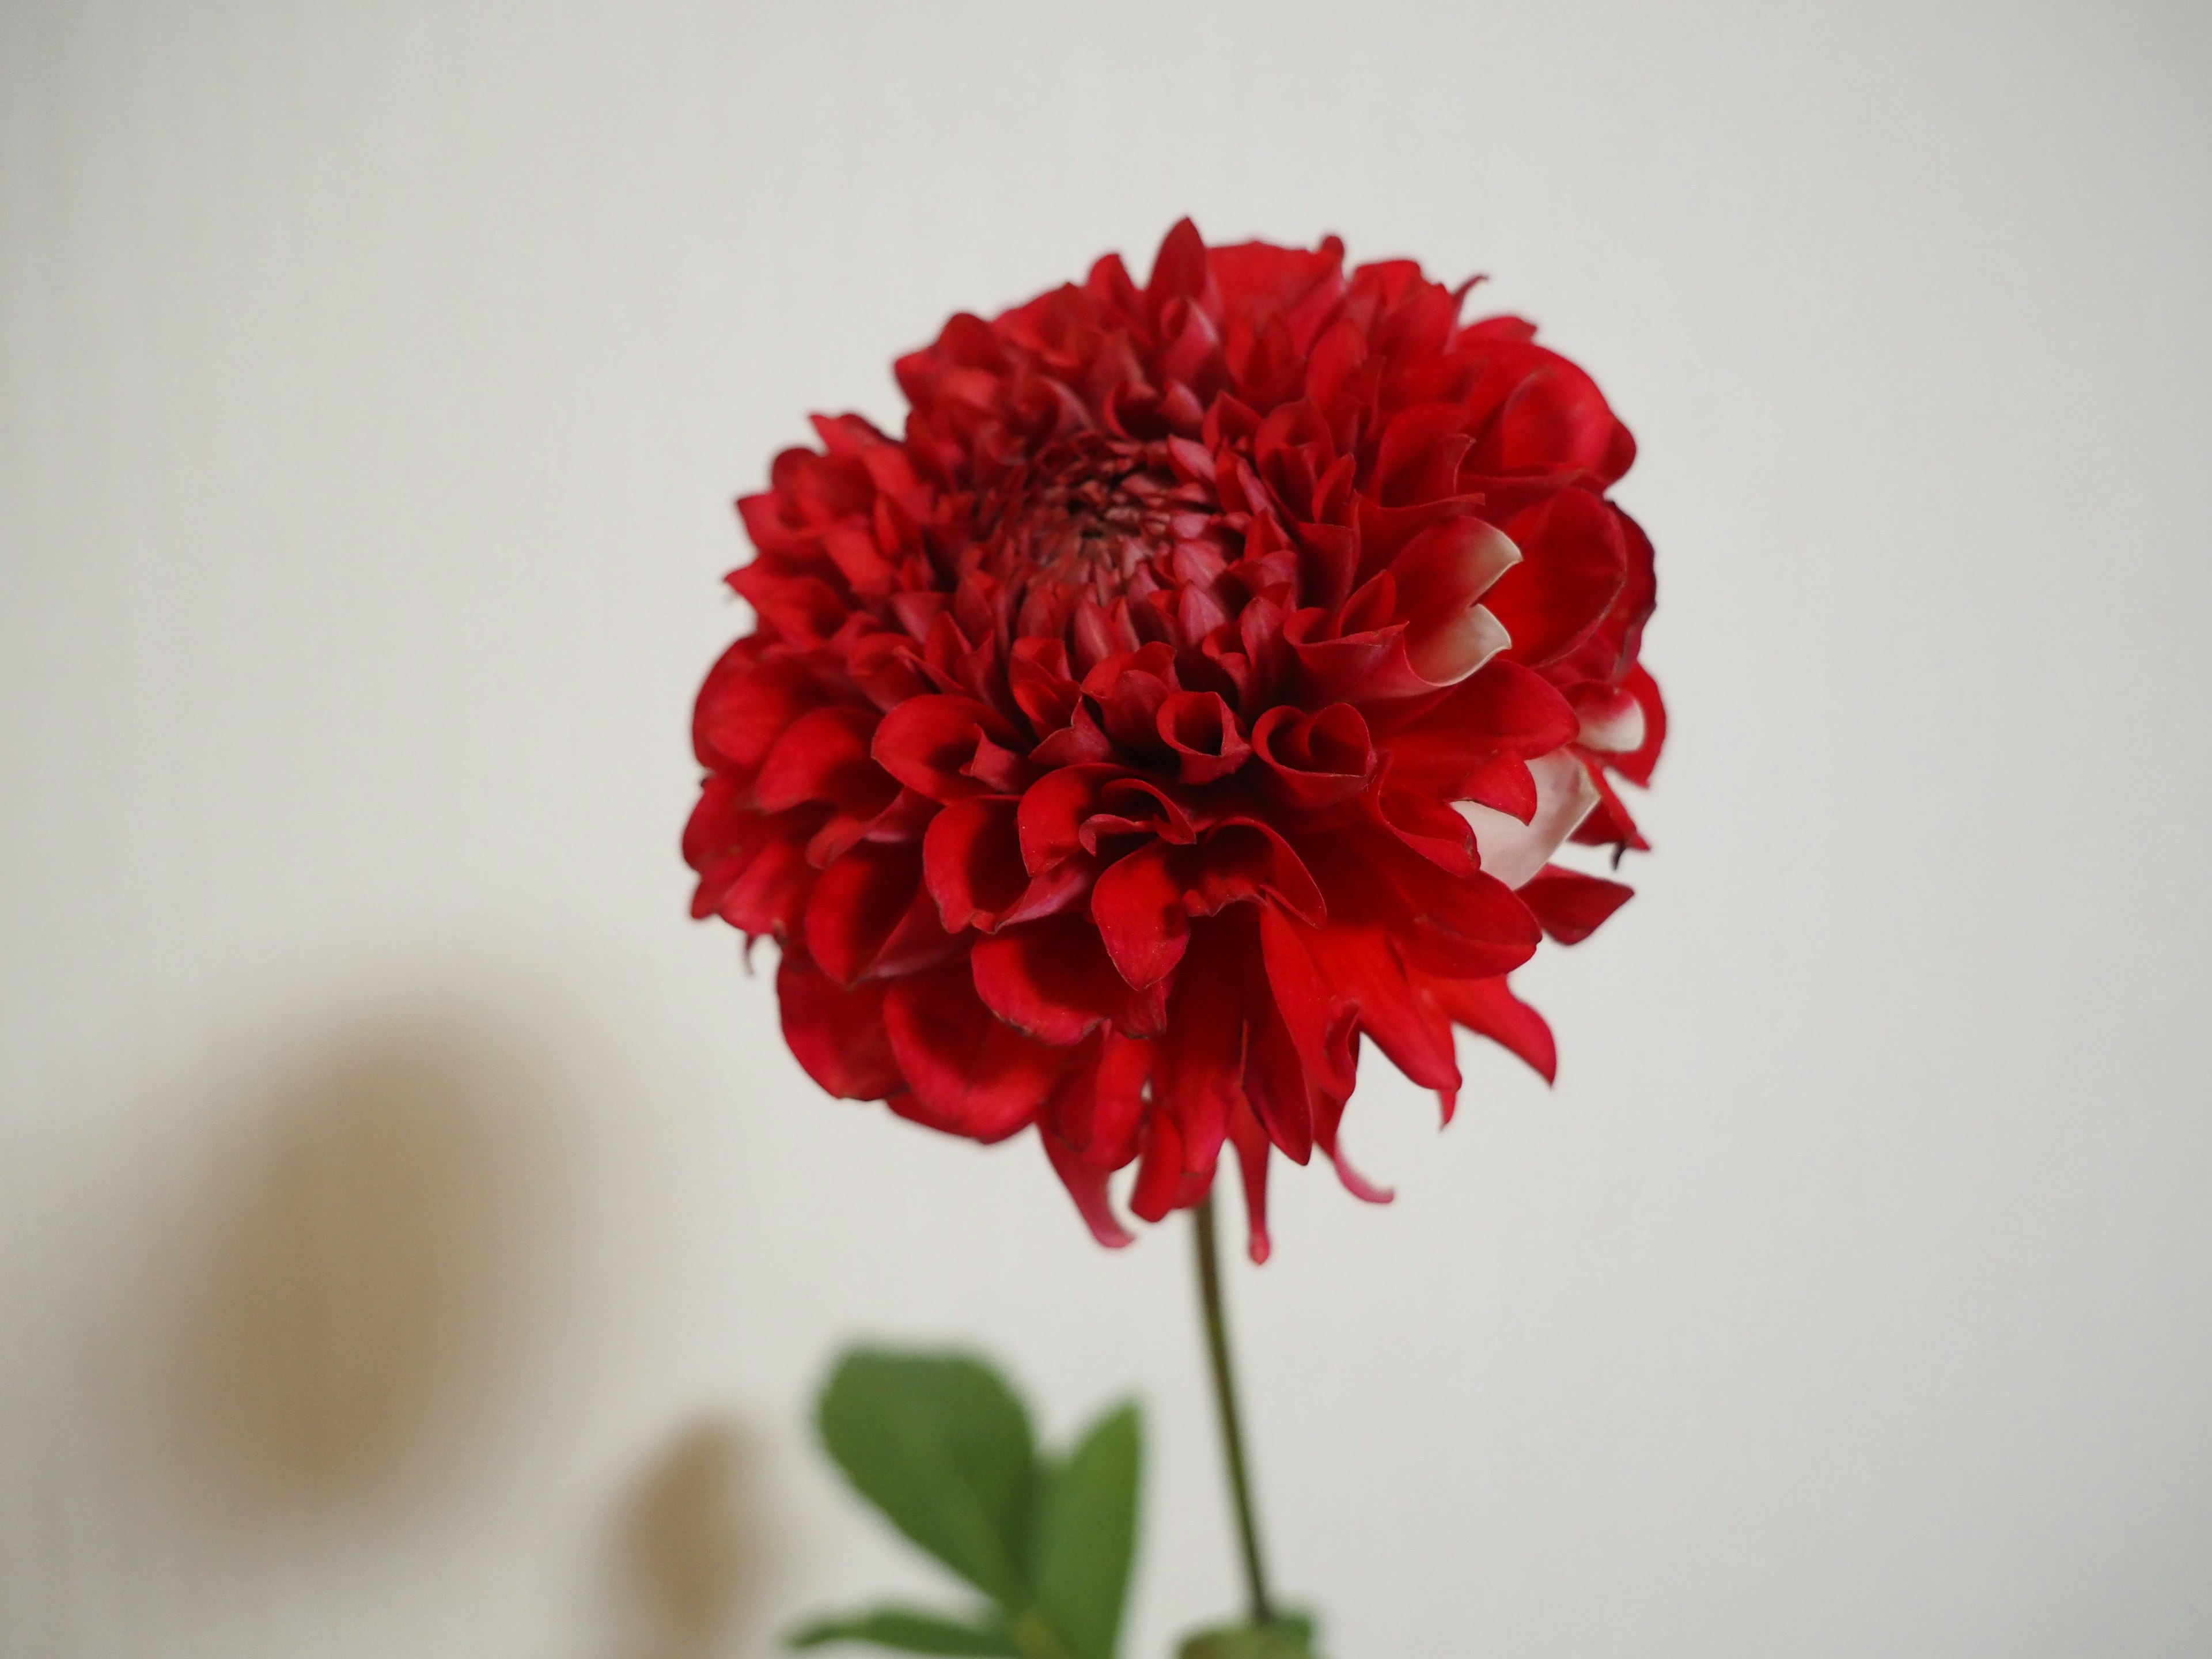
686;221;1663;1260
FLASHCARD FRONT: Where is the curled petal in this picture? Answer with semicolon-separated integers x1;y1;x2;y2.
923;796;1088;934
872;695;1021;803
1157;690;1252;783
1390;518;1523;686
1251;703;1375;809
1571;683;1647;753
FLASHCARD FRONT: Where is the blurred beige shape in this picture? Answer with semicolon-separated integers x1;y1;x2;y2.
616;1418;773;1659
168;1013;572;1514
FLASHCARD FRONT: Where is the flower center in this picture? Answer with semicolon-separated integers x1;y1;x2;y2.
982;438;1180;608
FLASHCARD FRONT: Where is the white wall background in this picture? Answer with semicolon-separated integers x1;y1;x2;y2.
4;2;2209;1655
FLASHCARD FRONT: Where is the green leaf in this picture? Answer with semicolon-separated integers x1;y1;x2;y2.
790;1605;1024;1656
817;1349;1038;1605
1175;1613;1320;1659
1025;1402;1142;1659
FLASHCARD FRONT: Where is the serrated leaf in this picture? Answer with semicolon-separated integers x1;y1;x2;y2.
817;1350;1038;1605
1175;1613;1320;1659
790;1605;1024;1655
1025;1401;1141;1659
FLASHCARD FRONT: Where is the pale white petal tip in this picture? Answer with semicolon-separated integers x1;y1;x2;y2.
1457;749;1599;888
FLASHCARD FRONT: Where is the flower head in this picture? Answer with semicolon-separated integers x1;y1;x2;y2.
686;222;1663;1259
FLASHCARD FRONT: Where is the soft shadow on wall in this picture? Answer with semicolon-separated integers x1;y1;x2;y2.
611;1416;778;1659
82;987;783;1649
160;1007;583;1517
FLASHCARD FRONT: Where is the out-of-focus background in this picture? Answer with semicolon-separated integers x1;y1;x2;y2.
4;2;2209;1655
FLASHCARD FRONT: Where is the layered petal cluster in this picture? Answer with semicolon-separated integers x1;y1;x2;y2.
686;222;1663;1258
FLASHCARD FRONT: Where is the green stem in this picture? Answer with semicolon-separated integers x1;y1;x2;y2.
1193;1192;1274;1627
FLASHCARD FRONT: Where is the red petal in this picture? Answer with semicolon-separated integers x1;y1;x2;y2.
881;963;1067;1142
1422;972;1556;1084
1228;1101;1275;1264
1251;703;1375;809
1128;1104;1215;1222
1152;923;1247;1175
1091;841;1191;989
1389;517;1522;685
1042;1028;1151;1166
1609;663;1667;788
803;840;922;985
1484;490;1628;669
753;704;895;814
922;796;1028;933
1185;821;1327;926
1041;1124;1134;1248
1519;865;1634;945
872;695;1020;804
1301;922;1461;1108
776;953;900;1100
969;915;1126;1046
1157;690;1252;784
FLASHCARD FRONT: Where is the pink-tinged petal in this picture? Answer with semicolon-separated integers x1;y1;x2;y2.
1374;786;1479;876
1571;683;1647;754
1572;759;1651;853
1520;865;1635;945
1041;1125;1134;1248
1608;663;1667;788
1459;749;1599;889
1157;691;1252;783
969;916;1126;1046
1092;842;1192;989
1281;606;1497;706
1407;603;1511;691
1330;1138;1396;1205
1425;973;1556;1082
776;953;901;1100
1377;660;1580;789
1391;518;1522;685
1458;752;1539;823
871;695;1018;804
881;963;1067;1142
